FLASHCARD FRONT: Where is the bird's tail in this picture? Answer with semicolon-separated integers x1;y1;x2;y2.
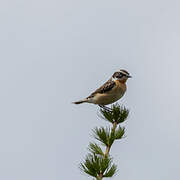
73;99;88;104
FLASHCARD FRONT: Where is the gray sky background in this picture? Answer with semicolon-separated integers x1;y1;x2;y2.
0;0;180;180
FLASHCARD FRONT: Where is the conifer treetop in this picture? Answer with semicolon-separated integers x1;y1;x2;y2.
80;104;129;180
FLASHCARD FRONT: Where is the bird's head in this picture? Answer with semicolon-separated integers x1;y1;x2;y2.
112;69;132;83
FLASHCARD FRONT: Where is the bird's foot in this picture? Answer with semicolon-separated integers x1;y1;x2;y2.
99;105;112;112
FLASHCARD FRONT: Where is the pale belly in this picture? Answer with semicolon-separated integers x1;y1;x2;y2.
93;89;125;105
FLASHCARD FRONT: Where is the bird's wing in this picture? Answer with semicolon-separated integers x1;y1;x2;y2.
88;79;116;98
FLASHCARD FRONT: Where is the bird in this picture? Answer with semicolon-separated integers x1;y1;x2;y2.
73;69;131;110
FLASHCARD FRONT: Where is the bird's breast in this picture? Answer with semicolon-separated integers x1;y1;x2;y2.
114;80;126;92
107;82;126;100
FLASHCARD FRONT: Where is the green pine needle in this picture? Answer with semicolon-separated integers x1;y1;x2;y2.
93;127;110;146
100;103;129;124
93;127;116;147
93;126;124;147
114;126;125;140
89;143;104;156
80;153;117;178
103;164;117;178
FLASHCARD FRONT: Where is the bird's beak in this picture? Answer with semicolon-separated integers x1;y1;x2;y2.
127;75;132;78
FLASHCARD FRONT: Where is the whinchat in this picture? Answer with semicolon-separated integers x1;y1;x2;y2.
73;69;131;109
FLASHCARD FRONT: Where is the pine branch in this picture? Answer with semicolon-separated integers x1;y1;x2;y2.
88;143;104;156
99;103;129;124
80;103;129;180
96;122;118;180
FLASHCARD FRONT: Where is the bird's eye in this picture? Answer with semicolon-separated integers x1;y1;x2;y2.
118;73;123;78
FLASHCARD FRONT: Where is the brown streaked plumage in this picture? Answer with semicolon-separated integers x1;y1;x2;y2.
89;79;115;98
73;69;131;106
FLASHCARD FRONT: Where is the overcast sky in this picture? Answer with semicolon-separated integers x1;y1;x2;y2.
0;0;180;180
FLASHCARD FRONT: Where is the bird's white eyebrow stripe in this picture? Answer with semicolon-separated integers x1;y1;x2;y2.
119;70;129;75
